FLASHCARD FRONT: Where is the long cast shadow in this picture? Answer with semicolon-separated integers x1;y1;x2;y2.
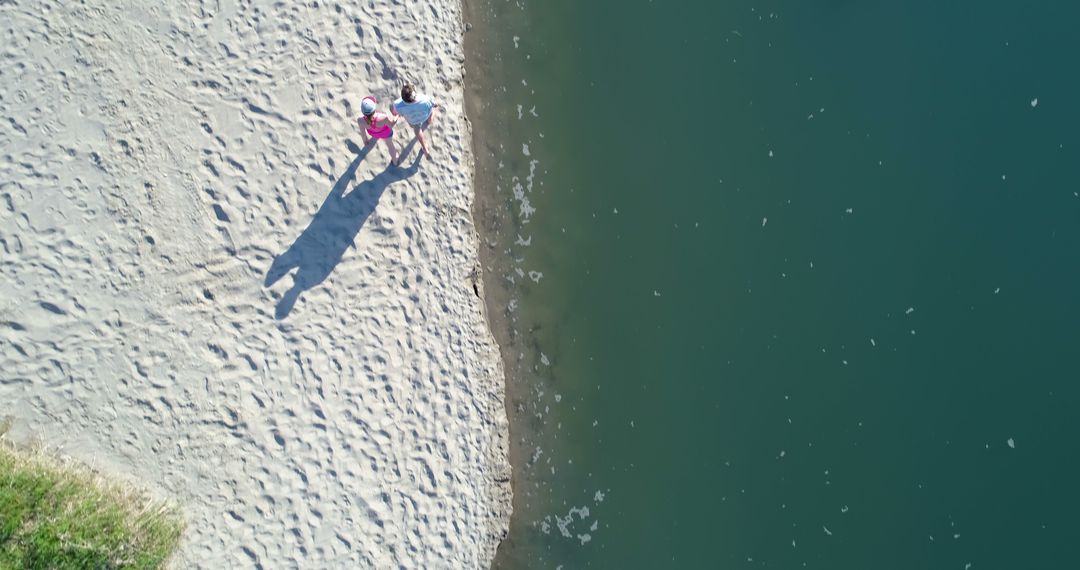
265;140;421;319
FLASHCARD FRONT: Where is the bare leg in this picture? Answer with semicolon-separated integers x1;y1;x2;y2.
383;137;399;166
413;124;431;156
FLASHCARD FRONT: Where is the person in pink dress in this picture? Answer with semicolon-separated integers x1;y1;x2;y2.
358;95;400;166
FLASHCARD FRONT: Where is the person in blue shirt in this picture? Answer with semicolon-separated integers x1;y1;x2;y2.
391;83;439;157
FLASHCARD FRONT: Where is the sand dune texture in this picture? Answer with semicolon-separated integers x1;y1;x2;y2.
0;0;510;567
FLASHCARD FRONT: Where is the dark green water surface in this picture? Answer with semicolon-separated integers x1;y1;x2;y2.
464;1;1080;568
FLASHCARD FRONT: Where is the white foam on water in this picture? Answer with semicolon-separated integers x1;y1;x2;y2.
512;177;535;220
525;159;540;192
554;505;591;539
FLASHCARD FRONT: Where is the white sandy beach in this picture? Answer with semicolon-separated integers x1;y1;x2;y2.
0;0;510;567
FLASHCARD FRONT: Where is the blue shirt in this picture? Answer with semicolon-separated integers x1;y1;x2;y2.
392;95;435;126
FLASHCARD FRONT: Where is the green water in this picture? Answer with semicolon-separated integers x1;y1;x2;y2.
465;1;1080;568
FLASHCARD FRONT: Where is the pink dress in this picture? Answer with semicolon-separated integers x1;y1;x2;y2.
365;112;393;139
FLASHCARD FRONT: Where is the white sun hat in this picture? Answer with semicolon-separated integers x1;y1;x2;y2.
361;96;377;115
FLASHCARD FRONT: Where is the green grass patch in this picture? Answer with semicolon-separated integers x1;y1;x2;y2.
0;429;183;569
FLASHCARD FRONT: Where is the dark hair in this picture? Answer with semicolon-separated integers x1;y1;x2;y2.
401;84;416;103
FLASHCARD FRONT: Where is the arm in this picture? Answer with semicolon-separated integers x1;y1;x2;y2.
358;117;371;145
426;96;439;124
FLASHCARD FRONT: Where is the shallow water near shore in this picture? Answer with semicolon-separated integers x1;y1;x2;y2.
466;1;1080;568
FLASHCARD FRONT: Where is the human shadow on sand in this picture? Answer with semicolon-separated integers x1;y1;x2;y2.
265;140;421;319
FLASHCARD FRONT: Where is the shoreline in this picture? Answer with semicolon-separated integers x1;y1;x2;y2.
460;1;524;564
456;1;517;563
460;1;549;565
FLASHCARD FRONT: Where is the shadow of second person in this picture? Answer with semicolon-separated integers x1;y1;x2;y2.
265;142;422;319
